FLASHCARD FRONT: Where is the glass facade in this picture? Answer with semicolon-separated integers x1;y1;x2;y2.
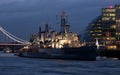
83;5;120;47
82;16;102;43
115;5;120;41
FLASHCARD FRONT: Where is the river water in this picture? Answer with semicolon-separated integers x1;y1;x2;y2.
0;52;120;75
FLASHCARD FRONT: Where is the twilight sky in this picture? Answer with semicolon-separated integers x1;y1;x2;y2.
0;0;119;40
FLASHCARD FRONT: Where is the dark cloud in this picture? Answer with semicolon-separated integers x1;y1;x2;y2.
0;0;119;40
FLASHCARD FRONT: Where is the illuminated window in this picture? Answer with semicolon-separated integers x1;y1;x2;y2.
94;30;102;32
110;14;116;16
116;32;120;35
118;20;120;22
110;25;116;29
116;32;118;35
103;13;116;17
106;14;109;16
112;17;115;20
111;37;116;40
102;17;110;21
97;34;102;36
116;5;120;9
116;19;120;22
104;9;115;12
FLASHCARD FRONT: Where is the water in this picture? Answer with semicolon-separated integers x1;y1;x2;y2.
0;52;120;75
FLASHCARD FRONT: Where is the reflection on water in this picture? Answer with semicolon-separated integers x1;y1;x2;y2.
0;51;120;75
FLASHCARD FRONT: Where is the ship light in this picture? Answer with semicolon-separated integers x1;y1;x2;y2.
108;45;117;50
52;43;55;48
55;43;60;48
59;44;63;48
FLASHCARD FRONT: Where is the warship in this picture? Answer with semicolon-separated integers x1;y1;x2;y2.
18;12;97;60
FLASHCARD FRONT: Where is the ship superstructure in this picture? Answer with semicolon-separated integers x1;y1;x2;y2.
30;12;80;49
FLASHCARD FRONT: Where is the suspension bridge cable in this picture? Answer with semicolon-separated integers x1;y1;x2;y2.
0;26;30;44
0;26;28;42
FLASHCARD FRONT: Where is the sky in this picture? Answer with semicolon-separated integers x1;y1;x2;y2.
0;0;119;41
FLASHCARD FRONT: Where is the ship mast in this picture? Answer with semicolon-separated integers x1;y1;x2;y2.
44;21;49;41
39;26;41;39
60;11;70;33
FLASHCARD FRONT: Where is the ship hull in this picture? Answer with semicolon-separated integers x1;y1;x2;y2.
18;46;97;61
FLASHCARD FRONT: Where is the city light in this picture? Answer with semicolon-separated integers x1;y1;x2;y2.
109;5;113;9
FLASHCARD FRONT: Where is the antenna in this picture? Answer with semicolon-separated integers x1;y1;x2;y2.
61;11;66;18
